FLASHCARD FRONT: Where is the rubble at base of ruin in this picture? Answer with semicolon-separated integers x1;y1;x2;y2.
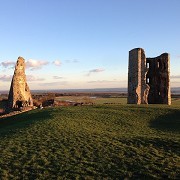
8;56;33;110
128;48;171;105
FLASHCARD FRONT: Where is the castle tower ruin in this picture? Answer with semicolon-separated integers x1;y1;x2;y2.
128;48;171;105
8;57;33;109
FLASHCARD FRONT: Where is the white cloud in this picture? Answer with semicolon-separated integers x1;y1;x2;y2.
53;76;64;79
89;68;105;73
26;75;45;81
26;59;49;70
87;79;126;83
1;61;15;68
0;74;45;82
39;81;68;86
88;80;116;83
171;75;180;79
65;59;79;63
87;68;105;76
0;75;12;81
53;60;62;66
73;59;79;63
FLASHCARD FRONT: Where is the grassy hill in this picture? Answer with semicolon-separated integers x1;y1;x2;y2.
0;104;180;179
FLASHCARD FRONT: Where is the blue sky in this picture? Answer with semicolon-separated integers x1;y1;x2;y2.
0;0;180;90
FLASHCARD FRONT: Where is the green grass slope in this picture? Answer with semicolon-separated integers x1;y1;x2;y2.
0;105;180;179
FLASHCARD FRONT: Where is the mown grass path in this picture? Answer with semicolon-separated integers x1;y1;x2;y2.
0;105;180;179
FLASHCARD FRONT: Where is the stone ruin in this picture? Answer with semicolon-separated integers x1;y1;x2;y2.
8;57;33;109
128;48;171;105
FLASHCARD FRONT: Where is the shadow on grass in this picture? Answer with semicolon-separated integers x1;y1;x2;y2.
118;137;179;179
121;136;179;153
0;109;53;136
150;109;180;133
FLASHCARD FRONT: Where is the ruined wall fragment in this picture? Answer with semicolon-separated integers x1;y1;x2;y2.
146;53;171;105
128;48;149;104
128;48;171;105
8;57;33;109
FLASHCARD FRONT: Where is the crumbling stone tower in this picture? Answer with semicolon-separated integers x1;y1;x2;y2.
8;57;33;109
128;48;171;105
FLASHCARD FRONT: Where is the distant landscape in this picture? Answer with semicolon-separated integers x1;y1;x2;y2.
1;87;180;94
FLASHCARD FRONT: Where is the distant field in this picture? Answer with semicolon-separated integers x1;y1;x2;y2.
55;96;127;105
172;97;180;106
0;103;179;179
55;96;180;106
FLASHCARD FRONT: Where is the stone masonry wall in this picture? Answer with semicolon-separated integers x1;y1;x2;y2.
146;54;171;105
8;57;33;109
128;48;149;104
128;48;171;105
